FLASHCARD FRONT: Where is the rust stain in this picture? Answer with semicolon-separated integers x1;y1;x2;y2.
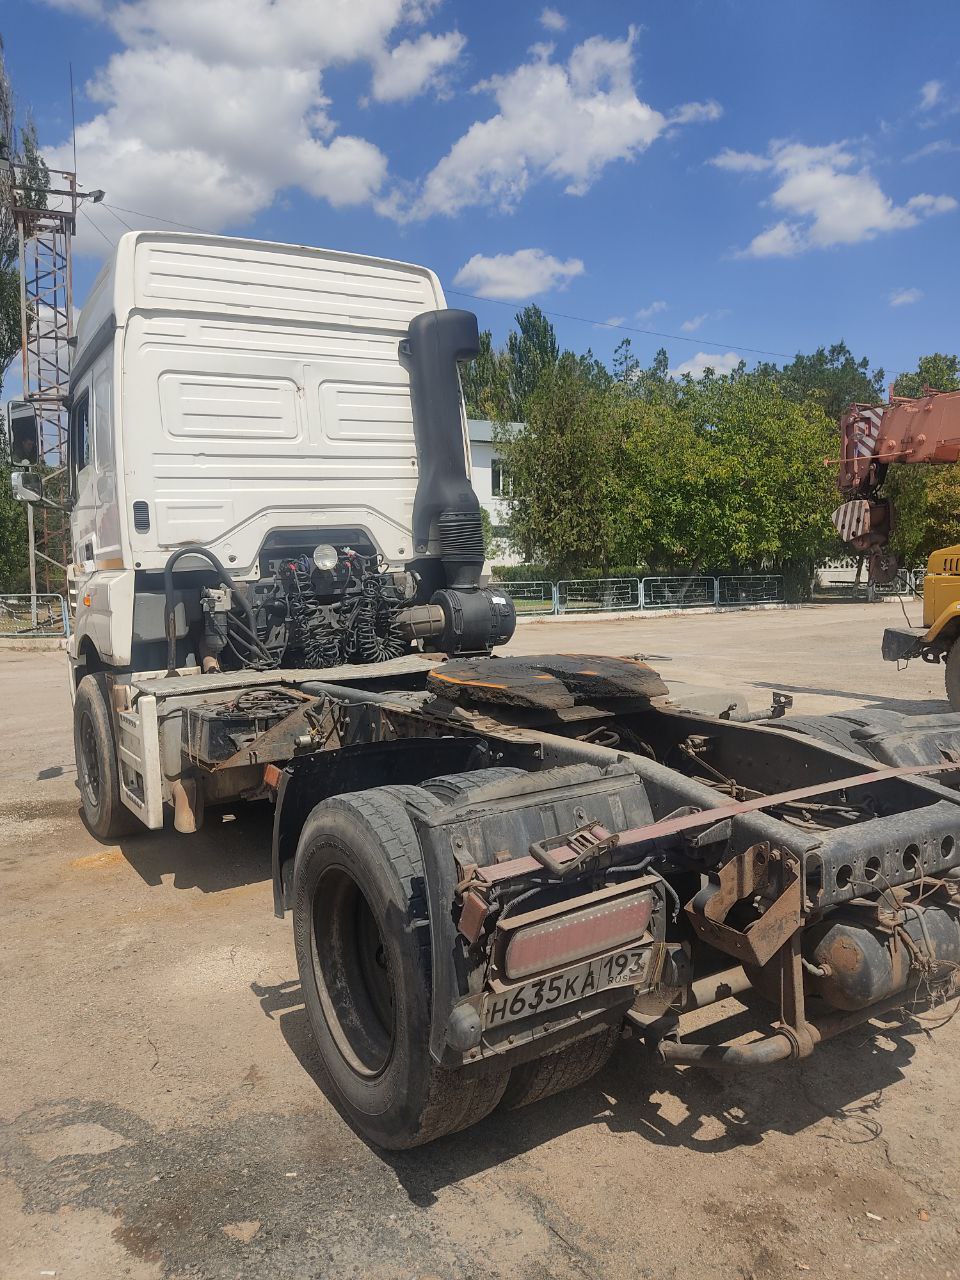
69;848;125;871
431;672;507;690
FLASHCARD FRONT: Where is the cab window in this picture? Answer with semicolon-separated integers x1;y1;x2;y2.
69;391;91;494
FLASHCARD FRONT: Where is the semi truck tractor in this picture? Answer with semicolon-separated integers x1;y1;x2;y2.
9;232;960;1149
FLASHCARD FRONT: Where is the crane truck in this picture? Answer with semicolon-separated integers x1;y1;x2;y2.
8;231;960;1149
833;388;960;706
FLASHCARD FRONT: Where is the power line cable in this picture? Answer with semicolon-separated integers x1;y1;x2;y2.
102;201;208;233
100;202;135;232
79;206;114;247
446;289;791;359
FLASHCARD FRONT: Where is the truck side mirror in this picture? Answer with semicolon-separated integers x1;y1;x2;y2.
10;470;43;503
6;400;40;468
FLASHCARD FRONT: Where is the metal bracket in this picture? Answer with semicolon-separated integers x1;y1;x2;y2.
685;843;803;968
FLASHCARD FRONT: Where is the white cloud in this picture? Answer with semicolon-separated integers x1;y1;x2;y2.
670;351;740;378
717;139;958;257
707;147;771;172
45;0;107;13
635;299;666;322
370;29;465;102
920;79;943;111
889;287;923;307
907;138;960;161
409;28;721;219
539;7;567;31
670;100;723;125
680;313;707;332
744;220;806;258
597;315;625;328
41;0;457;252
453;248;584;300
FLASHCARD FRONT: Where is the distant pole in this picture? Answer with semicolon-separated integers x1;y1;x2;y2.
27;502;38;628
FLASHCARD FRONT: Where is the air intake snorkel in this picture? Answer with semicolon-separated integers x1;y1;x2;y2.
403;309;486;587
400;308;516;656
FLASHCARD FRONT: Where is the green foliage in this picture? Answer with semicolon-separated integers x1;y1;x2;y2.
755;341;885;422
505;304;559;415
0;435;28;591
611;340;682;408
615;372;837;575
892;353;960;398
463;305;567;423
493;348;838;580
494;353;627;574
460;330;505;420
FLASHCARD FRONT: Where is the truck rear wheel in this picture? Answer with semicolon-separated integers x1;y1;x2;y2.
500;1024;621;1111
945;639;960;710
420;765;525;803
73;674;139;841
292;786;509;1149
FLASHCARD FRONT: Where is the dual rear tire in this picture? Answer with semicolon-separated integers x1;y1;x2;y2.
292;770;620;1149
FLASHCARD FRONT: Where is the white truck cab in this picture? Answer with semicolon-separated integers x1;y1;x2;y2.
62;231;475;678
6;233;514;836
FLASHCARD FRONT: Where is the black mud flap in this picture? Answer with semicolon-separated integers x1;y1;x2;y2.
271;736;488;917
406;761;661;1066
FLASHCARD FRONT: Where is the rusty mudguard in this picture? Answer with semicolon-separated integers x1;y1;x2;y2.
405;761;678;1068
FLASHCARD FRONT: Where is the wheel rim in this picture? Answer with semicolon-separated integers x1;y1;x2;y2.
309;864;396;1079
78;709;102;810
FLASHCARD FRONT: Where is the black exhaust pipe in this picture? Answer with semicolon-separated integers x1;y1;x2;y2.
400;308;515;656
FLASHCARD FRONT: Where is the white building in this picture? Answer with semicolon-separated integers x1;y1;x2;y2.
468;419;524;567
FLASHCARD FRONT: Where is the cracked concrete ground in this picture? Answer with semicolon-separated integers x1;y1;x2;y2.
1;601;958;1279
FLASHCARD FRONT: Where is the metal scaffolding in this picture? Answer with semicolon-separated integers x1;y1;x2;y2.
11;164;79;593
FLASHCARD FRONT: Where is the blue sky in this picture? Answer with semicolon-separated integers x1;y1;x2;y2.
4;0;960;380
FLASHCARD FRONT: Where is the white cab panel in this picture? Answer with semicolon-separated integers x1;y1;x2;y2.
101;233;449;575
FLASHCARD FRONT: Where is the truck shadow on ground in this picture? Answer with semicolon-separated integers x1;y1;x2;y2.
252;978;924;1208
753;679;951;716
107;803;275;893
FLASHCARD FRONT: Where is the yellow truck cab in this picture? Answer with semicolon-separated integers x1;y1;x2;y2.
882;544;960;707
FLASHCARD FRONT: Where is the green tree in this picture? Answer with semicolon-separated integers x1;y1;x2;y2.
496;353;627;574
892;353;960;398
460;329;504;419
460;306;562;423
618;372;837;581
504;304;559;418
756;341;885;422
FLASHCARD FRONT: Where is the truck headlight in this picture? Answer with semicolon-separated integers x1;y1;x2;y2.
313;544;338;572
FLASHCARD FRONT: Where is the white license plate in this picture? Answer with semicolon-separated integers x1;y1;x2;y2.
482;947;649;1029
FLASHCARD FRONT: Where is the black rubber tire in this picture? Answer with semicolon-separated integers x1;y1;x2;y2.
422;766;621;1114
292;784;509;1149
73;673;140;841
945;640;960;711
499;1024;621;1111
420;766;525;803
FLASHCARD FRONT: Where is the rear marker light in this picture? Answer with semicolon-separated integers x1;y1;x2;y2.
504;892;653;980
